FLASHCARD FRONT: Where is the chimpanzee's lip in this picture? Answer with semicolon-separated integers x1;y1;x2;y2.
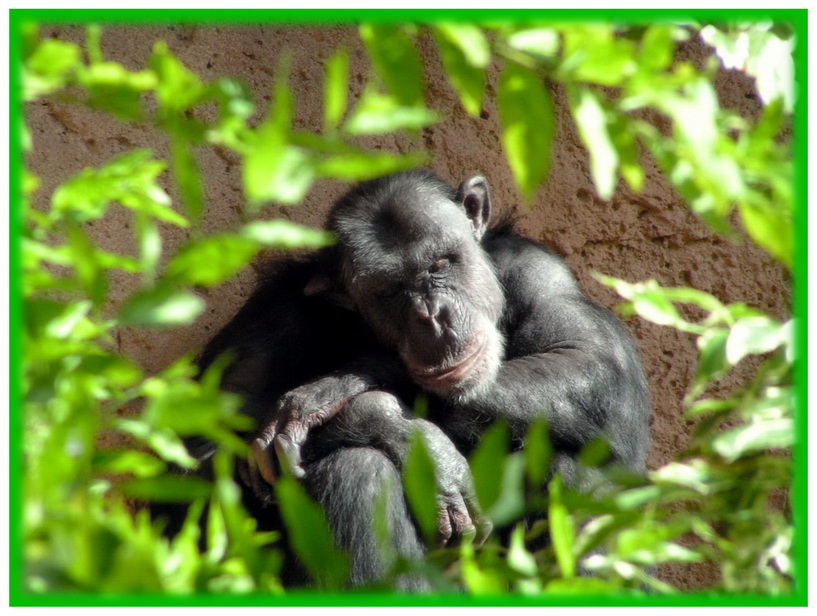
411;337;485;387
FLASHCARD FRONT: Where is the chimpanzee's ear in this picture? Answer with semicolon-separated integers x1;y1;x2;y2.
456;175;492;240
304;271;356;311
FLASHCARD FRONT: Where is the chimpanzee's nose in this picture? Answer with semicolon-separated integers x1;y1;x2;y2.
412;294;443;337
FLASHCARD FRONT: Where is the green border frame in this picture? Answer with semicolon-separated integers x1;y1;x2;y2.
8;7;808;608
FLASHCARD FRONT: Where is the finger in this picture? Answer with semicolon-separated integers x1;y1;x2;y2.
246;453;264;497
462;487;492;546
446;492;476;545
274;433;306;479
252;438;278;485
436;507;453;548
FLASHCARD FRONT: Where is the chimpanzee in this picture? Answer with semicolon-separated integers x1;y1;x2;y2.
187;170;651;589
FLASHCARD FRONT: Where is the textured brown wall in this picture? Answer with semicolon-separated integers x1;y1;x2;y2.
26;24;790;590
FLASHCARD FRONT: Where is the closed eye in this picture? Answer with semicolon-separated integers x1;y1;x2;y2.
429;254;456;274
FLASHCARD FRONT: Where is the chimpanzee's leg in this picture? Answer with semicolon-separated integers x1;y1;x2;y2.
301;445;427;590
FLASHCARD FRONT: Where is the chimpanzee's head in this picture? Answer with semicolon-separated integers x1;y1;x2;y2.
309;170;505;400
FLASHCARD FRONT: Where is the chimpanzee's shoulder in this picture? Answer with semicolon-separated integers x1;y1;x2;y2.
483;219;577;291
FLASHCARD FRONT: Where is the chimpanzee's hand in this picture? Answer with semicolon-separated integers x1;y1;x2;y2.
415;420;492;548
245;373;370;497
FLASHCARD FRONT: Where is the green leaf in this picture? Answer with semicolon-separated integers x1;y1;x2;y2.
171;137;204;220
505;28;559;59
243;65;315;207
246;145;315;207
700;24;794;113
639;25;676;73
608;114;645;193
120;474;212;502
77;61;157;120
24;38;82;100
52;150;185;227
561;25;636;87
402;431;440;545
544;577;619;594
468;421;510;513
317;150;429;182
115;420;198;469
275;475;348;589
688;327;729;401
93;450;166;478
498;64;554;201
344;89;439;136
548;475;577;578
150;41;205;112
507;524;537;576
119;286;205;327
725;317;789;366
324;47;349;130
524;417;551;488
738;198;793;269
570;87;618;199
712;418;793;463
434;23;490;68
433;24;489;116
578;438;612;468
240;220;335;249
165;234;259;287
489;454;526;527
360;24;425;108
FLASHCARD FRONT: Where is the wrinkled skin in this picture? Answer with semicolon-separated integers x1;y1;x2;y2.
180;170;650;589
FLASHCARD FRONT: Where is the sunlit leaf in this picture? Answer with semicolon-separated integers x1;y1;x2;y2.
165;234;259;287
639;25;676;73
433;24;488;116
402;431;439;545
360;23;424;108
120;475;212;502
548;475;576;578
171;137;204;220
24;38;82;100
276;475;348;589
506;28;559;59
544;577;619;594
317;150;429;182
561;25;636;86
93;450;166;478
570;87;618;199
700;24;794;113
77;61;157;120
524;417;551;488
507;524;537;576
688;327;729;401
712;418;793;463
119;286;205;327
150;41;205;112
240;220;335;249
324;47;349;130
738;198;793;269
725;316;790;365
498;64;554;201
468;421;510;513
344;89;438;136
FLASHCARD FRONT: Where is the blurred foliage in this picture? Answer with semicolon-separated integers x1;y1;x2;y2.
19;17;796;600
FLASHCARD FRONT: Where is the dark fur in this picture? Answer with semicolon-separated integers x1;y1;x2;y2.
168;171;650;589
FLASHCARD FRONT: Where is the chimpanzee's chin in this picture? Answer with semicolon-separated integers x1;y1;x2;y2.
409;326;503;400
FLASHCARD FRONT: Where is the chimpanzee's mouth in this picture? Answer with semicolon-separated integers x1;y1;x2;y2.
410;337;485;389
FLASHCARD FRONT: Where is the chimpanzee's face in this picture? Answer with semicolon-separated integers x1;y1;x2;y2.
331;173;505;400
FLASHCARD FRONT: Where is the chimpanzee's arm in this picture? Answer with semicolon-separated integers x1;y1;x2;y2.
298;390;491;547
440;239;650;471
